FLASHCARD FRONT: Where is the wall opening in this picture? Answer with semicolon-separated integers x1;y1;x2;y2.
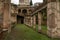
18;9;21;13
22;9;27;14
17;15;24;24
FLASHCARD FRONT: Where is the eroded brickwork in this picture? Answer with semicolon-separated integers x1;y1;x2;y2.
1;0;11;31
0;1;4;28
0;0;60;38
47;1;60;38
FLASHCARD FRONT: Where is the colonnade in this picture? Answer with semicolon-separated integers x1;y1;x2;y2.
24;12;42;32
0;0;60;38
24;0;60;38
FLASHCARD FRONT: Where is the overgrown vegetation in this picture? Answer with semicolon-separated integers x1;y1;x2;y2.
4;24;60;40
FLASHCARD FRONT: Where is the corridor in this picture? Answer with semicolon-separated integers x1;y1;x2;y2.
4;24;60;40
4;24;59;40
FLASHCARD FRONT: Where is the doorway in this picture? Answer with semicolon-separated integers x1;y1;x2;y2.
17;15;24;24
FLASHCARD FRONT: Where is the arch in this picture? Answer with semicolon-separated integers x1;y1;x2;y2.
22;9;27;14
17;15;24;24
18;9;21;13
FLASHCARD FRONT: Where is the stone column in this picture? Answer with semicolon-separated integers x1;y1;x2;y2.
24;17;26;24
28;17;30;26
30;17;33;27
0;1;4;30
3;0;11;32
27;17;30;26
27;17;29;25
47;0;60;38
26;17;28;25
29;17;31;26
33;15;36;29
38;12;41;32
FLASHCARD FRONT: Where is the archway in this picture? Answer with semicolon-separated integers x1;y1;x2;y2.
18;9;21;13
17;15;24;24
22;9;27;14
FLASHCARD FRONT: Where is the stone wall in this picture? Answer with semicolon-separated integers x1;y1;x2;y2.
47;0;60;38
0;1;4;29
3;0;11;31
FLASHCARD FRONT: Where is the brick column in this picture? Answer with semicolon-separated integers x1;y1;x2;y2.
38;12;41;32
33;15;36;29
47;1;60;38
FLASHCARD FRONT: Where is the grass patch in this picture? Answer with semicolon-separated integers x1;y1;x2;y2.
36;25;47;32
4;24;60;40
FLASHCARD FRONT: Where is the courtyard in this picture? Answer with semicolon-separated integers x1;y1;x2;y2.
0;0;60;40
4;24;60;40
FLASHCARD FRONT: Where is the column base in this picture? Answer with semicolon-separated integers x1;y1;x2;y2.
38;30;41;33
47;31;60;38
